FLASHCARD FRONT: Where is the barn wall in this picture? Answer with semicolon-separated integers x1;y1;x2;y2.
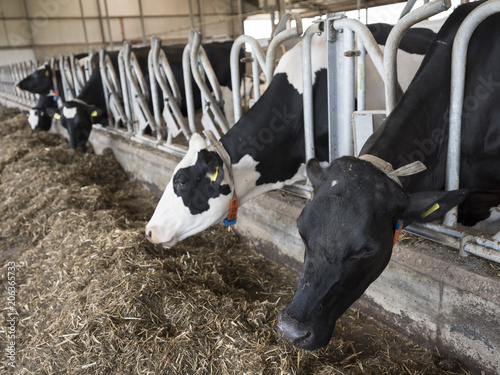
0;0;241;63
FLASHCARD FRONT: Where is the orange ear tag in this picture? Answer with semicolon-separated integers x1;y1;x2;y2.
224;198;238;226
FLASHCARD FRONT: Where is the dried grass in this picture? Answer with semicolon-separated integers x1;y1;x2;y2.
0;106;470;374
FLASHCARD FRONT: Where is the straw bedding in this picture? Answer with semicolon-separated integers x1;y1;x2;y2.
0;105;470;374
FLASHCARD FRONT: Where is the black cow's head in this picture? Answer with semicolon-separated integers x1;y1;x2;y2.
16;64;54;95
277;157;467;350
60;101;104;152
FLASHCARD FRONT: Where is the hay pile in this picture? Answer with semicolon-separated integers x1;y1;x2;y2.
0;105;470;374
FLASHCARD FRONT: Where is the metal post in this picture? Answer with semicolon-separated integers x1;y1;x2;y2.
96;0;106;46
443;0;500;227
384;0;450;115
182;44;196;133
103;0;113;50
230;35;267;122
189;29;229;134
302;22;323;163
78;0;89;51
328;17;385;161
138;0;146;46
266;13;303;81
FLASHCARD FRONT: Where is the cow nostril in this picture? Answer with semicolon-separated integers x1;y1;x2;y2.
276;311;313;348
146;230;152;240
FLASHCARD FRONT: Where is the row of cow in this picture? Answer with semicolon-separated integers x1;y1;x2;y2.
10;0;500;351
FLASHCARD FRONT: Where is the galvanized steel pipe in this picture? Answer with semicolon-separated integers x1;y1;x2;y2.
230;35;267;122
302;22;323;162
384;0;450;115
444;0;500;227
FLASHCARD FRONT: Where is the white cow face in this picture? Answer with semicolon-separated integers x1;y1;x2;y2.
146;133;233;247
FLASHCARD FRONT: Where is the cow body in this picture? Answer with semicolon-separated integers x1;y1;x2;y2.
277;1;500;351
145;25;436;247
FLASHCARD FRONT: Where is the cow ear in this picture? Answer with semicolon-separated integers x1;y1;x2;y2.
306;158;327;189
21;110;29;117
188;133;207;152
401;189;468;224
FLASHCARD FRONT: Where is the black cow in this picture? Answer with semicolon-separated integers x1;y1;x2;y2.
61;41;242;152
277;1;500;351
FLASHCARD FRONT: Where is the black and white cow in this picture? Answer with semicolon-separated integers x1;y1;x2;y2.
277;1;500;351
145;24;437;246
21;94;59;131
16;54;90;130
61;41;242;152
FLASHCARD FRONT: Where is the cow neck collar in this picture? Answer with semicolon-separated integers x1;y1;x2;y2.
50;68;63;109
358;154;426;188
359;154;427;245
204;130;239;226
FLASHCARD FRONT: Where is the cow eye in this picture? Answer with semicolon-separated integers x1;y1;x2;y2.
360;246;376;256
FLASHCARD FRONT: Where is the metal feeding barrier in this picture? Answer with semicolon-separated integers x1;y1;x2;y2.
406;0;500;263
0;0;499;263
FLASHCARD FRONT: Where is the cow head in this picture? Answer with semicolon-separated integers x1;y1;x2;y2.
22;95;58;131
277;157;467;350
60;101;104;152
16;64;54;95
146;133;233;247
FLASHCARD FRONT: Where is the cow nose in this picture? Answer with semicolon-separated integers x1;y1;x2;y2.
276;310;313;349
145;226;160;244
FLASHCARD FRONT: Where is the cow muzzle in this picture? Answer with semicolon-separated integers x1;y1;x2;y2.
145;227;176;248
276;308;335;351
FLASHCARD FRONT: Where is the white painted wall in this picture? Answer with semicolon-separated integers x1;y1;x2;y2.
0;0;240;63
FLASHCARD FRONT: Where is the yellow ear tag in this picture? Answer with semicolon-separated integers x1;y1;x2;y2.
211;166;219;182
26;113;30;117
421;203;440;218
91;110;98;117
45;70;49;77
53;113;61;120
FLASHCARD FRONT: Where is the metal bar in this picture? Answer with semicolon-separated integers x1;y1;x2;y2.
103;0;113;50
384;0;450;115
78;0;89;51
96;0;106;46
230;35;267;122
406;222;500;264
302;22;323;163
444;0;500;227
356;40;366;111
266;28;302;83
148;41;163;140
189;29;229;134
152;36;191;139
182;44;196;133
99;48;111;127
118;49;133;132
333;18;385;91
188;0;195;29
138;0;146;46
399;0;419;19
